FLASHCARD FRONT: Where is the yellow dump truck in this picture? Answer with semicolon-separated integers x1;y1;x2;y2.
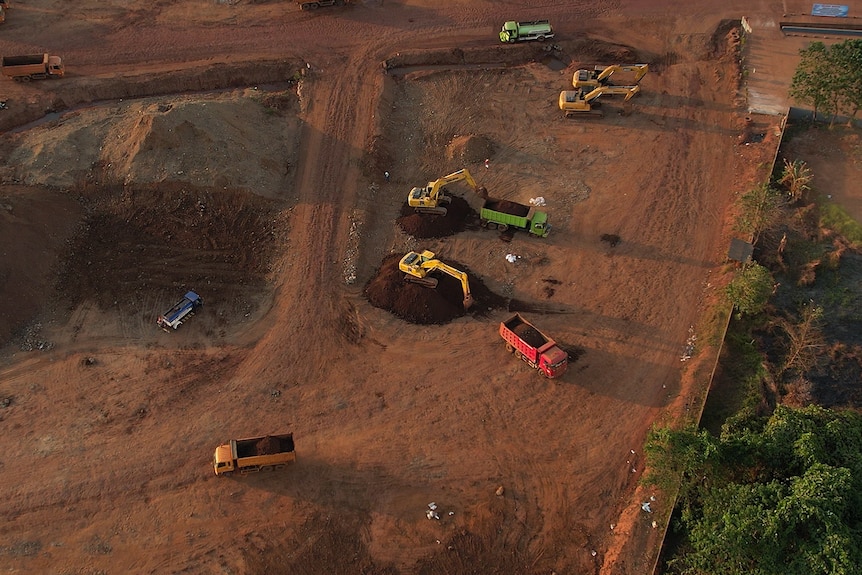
1;53;65;80
213;433;296;476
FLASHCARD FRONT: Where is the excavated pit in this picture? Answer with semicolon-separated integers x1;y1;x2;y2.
364;254;507;324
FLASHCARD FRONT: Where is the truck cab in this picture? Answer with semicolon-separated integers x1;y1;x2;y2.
538;346;569;378
527;209;550;237
213;444;235;474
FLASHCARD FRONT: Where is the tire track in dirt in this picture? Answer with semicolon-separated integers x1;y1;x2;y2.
226;45;382;387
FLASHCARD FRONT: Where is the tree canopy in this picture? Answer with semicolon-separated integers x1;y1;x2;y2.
789;39;862;122
645;406;862;575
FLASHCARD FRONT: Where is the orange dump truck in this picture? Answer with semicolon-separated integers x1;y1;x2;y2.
500;314;568;378
1;53;65;80
213;433;296;476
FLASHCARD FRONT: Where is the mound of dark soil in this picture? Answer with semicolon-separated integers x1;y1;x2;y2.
255;436;282;456
364;254;507;324
511;322;546;348
446;135;495;165
484;198;528;217
396;195;476;239
55;181;287;325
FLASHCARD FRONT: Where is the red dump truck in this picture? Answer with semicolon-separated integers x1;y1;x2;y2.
213;433;296;476
1;53;65;80
500;314;568;378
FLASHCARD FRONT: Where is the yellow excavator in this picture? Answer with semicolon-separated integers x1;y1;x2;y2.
572;63;649;90
558;84;640;118
407;168;484;216
399;250;474;310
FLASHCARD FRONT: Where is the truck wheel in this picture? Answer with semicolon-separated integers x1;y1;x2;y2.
261;465;273;472
487;222;498;230
537;35;546;41
498;224;509;233
505;343;514;353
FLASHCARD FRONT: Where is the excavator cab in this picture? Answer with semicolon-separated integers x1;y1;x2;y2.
407;168;481;216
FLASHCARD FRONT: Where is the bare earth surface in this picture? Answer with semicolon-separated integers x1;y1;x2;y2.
0;1;859;574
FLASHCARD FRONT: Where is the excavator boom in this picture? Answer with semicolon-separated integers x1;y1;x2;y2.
559;84;640;118
573;63;648;89
398;250;474;310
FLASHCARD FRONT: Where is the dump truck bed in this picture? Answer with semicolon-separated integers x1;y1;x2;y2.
234;433;295;458
1;54;47;67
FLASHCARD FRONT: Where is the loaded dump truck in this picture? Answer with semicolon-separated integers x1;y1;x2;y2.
297;0;351;9
499;20;554;43
213;433;296;476
500;314;568;378
157;291;202;330
1;53;64;80
479;197;550;237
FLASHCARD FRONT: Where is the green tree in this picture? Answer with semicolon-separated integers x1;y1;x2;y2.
789;39;862;123
829;39;862;120
789;42;835;120
735;183;784;244
725;262;773;317
649;406;862;575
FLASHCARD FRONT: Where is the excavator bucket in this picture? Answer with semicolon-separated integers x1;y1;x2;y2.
463;294;474;310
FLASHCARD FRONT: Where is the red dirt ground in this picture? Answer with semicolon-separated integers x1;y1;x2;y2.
1;1;858;574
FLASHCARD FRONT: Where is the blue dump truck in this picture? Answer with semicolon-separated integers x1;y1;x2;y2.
157;291;203;330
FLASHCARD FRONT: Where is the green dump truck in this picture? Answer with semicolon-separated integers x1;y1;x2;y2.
499;20;554;43
479;197;550;237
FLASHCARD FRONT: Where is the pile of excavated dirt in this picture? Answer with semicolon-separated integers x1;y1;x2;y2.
446;134;495;164
1;90;299;199
485;198;528;217
396;195;476;239
255;436;283;456
56;181;287;318
364;254;506;324
512;322;546;348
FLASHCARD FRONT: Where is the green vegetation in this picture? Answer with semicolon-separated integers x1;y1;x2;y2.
733;183;784;244
646;406;862;575
699;324;768;434
789;39;862;123
653;139;862;573
818;199;862;247
724;262;773;318
777;159;812;203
